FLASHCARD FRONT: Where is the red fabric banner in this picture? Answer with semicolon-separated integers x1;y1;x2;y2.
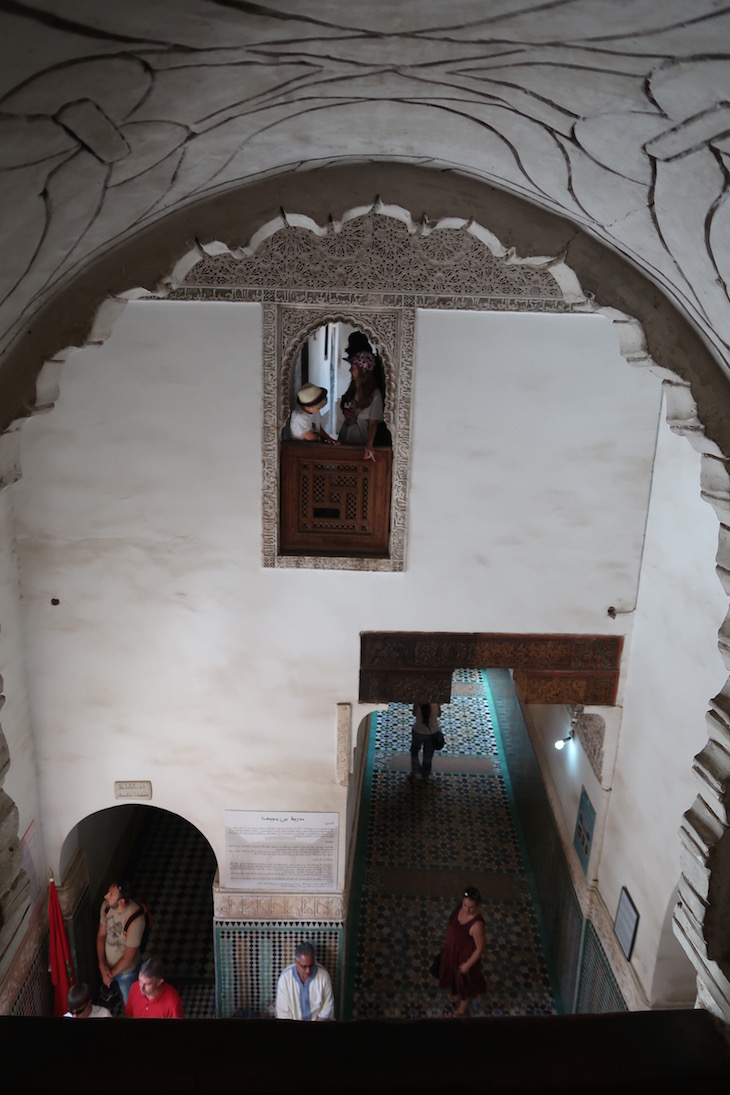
48;876;76;1016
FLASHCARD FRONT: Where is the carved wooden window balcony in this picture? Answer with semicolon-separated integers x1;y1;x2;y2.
280;441;392;557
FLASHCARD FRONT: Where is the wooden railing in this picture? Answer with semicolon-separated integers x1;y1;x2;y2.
280;440;392;557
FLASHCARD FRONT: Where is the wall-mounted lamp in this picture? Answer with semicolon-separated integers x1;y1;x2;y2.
554;729;574;751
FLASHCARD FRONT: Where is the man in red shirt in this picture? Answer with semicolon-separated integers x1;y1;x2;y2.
125;956;183;1019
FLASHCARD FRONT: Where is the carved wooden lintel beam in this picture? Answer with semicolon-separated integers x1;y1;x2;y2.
359;631;622;705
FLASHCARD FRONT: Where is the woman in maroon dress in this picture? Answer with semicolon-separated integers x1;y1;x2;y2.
438;886;487;1016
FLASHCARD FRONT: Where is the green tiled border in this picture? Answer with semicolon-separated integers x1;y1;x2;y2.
342;711;378;1019
482;669;565;1014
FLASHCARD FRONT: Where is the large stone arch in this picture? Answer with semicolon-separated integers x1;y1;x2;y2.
2;164;730;1017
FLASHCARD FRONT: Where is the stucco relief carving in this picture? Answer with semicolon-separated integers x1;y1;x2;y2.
178;210;568;305
568;705;605;782
213;888;344;923
2;4;730;384
169;208;578;571
336;704;351;788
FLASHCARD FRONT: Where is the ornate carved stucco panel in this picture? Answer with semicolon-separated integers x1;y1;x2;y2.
266;303;411;570
174;210;569;305
167;208;578;572
568;704;606;781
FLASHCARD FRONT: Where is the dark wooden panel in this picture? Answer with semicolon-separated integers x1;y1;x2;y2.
513;668;620;705
359;669;452;704
280;441;392;556
359;632;622;705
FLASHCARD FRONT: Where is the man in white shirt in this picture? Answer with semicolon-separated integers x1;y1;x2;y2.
275;941;334;1021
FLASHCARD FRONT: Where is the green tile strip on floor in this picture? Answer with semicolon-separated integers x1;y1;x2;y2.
341;710;378;1019
482;668;564;1014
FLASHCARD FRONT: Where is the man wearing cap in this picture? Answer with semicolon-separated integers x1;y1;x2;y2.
288;383;339;444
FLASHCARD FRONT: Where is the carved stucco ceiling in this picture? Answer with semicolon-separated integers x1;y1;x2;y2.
0;0;728;388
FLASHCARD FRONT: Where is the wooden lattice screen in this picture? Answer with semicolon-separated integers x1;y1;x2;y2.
280;441;392;556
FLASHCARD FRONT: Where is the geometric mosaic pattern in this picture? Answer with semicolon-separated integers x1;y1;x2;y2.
350;669;556;1018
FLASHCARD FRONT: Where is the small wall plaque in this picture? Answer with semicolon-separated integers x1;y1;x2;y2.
114;780;152;800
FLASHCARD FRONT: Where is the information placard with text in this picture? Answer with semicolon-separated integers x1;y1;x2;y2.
224;810;339;891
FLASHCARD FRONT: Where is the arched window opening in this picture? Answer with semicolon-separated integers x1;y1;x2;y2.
280;322;393;558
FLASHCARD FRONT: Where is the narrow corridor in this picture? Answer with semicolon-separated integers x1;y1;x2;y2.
346;668;557;1018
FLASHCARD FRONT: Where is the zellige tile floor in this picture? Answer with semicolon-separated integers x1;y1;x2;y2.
347;669;557;1019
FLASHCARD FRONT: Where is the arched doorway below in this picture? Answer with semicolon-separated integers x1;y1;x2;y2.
60;805;217;1017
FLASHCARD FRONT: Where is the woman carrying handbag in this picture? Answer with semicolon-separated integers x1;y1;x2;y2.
409;702;443;781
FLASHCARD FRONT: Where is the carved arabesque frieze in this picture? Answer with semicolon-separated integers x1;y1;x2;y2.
176;210;568;305
359;633;622;706
336;703;351;788
568;704;606;782
213;887;344;923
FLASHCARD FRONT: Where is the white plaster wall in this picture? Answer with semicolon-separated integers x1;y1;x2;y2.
410;310;660;630
526;702;604;877
9;301;663;893
521;408;724;1005
592;405;727;1005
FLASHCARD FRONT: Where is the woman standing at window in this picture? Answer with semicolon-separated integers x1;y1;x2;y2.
338;350;384;461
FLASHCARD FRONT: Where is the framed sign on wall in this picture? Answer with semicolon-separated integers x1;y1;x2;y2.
614;886;639;961
573;786;596;875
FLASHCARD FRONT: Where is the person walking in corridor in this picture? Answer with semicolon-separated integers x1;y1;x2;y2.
410;702;442;781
